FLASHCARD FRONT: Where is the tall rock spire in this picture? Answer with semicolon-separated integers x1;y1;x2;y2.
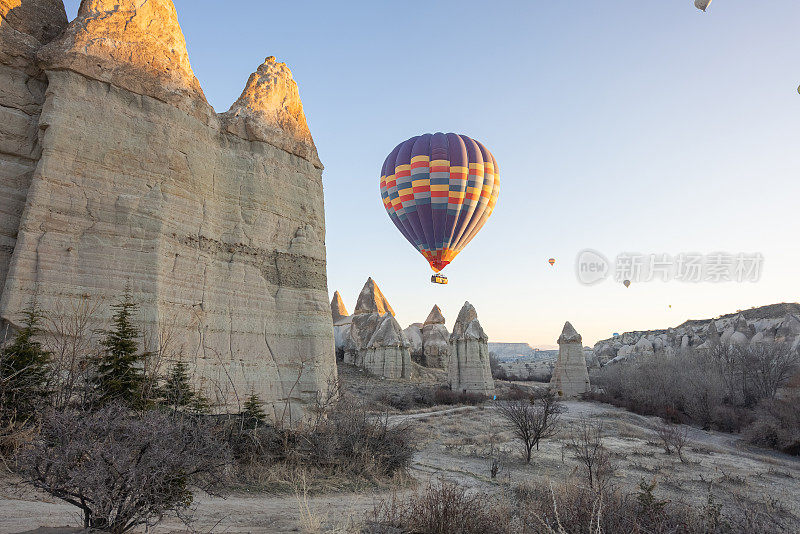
448;302;493;395
330;290;349;325
222;56;320;167
550;321;590;397
354;277;394;317
37;0;207;112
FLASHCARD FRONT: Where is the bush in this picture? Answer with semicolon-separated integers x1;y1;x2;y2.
593;345;800;454
366;481;509;534
224;396;414;487
744;396;800;455
16;405;229;533
433;387;485;406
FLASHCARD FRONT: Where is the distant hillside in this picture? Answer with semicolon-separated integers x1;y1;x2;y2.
593;302;800;365
679;303;800;328
489;342;557;362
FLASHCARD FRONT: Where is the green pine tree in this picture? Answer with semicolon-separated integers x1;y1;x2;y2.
0;306;51;423
94;289;146;407
242;392;266;428
161;361;210;414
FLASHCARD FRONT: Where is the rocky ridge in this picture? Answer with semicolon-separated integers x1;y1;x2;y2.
594;303;800;365
0;0;333;420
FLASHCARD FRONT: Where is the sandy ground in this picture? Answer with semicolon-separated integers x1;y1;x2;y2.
2;399;799;533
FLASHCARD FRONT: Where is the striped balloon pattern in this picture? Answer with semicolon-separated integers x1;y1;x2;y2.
379;133;500;273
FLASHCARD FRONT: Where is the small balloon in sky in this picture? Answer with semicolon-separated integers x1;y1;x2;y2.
694;0;712;12
623;279;631;288
548;258;556;267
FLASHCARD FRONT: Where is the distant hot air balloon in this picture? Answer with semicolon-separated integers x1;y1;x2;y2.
379;133;500;277
548;258;556;267
623;279;631;288
694;0;711;12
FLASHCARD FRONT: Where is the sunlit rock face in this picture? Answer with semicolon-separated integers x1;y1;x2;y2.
550;321;590;398
422;305;450;368
0;0;335;421
343;278;410;378
331;291;351;358
448;301;494;396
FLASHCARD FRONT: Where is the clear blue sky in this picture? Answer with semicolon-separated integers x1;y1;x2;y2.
64;1;800;347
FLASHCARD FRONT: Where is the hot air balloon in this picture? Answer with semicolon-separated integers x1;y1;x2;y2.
623;279;631;288
694;0;711;12
548;258;556;267
379;133;500;281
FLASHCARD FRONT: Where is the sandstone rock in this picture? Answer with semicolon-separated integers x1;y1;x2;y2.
776;314;800;342
424;304;446;325
343;278;409;378
0;0;66;72
354;277;394;316
447;302;493;395
617;344;634;360
0;0;335;422
221;56;320;167
422;305;449;368
37;0;210;120
330;290;350;325
0;0;67;294
403;323;423;363
330;291;351;358
550;321;590;397
634;336;654;356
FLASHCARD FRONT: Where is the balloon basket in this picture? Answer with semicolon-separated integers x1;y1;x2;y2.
431;273;448;285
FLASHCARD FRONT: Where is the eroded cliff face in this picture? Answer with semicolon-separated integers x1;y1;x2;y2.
0;0;335;421
0;0;67;294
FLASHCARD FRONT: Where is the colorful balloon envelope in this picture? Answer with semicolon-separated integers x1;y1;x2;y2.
623;279;631;288
548;258;556;266
379;133;500;273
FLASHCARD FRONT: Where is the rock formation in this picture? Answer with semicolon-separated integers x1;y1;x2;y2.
550;322;590;397
0;0;67;295
0;0;335;421
343;278;410;378
594;303;800;365
330;291;351;359
403;323;424;363
422;305;450;368
448;302;494;396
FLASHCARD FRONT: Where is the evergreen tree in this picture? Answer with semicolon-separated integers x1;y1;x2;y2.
161;361;210;414
95;289;146;407
0;306;51;423
242;393;266;428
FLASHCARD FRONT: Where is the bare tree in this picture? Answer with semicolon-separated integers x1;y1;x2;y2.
569;417;612;492
657;421;689;462
497;389;563;463
43;295;103;410
16;405;230;534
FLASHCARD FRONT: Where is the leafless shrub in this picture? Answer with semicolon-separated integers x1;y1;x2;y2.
365;480;508;534
593;343;800;454
657;422;689;461
744;395;800;455
16;405;229;533
224;395;414;488
43;295;103;410
568;417;612;492
497;390;563;463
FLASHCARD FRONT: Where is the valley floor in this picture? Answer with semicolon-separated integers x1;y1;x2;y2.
1;397;799;533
